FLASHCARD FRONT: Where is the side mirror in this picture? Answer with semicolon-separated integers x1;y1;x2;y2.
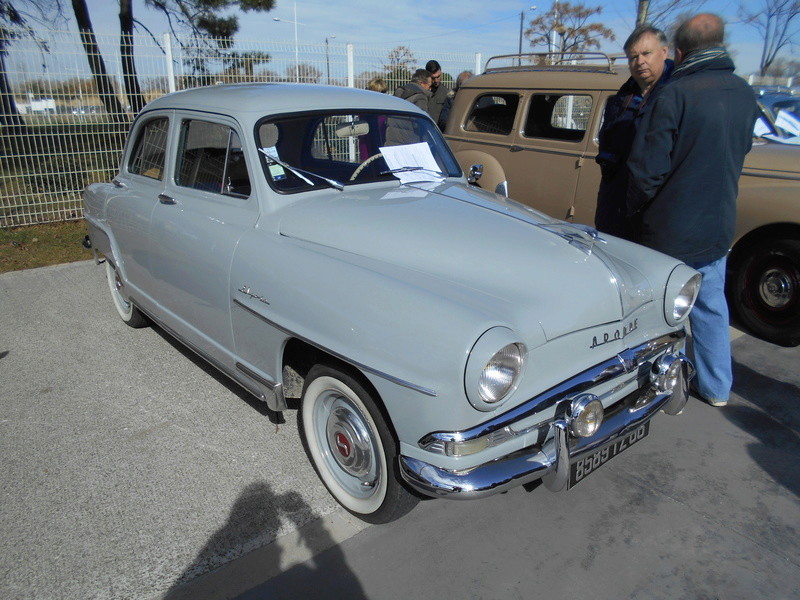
468;163;483;184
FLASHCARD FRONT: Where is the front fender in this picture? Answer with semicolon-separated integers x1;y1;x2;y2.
229;231;522;441
452;149;509;197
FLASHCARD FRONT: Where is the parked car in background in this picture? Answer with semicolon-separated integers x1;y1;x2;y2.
83;83;698;523
756;92;800;136
445;54;800;347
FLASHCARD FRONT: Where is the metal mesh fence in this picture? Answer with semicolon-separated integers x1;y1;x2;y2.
0;28;480;227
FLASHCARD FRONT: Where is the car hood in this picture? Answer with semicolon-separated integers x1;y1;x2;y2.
277;181;657;340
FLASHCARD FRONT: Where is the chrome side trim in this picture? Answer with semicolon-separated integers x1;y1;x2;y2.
419;331;683;449
235;362;288;412
232;297;438;397
741;170;800;182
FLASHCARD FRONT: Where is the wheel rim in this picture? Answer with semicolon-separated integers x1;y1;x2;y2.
758;267;795;309
744;251;800;324
106;261;133;317
314;391;380;500
303;376;387;514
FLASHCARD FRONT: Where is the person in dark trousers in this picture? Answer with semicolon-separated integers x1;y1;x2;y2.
438;70;472;132
595;24;672;239
393;69;432;112
424;60;449;125
627;13;758;407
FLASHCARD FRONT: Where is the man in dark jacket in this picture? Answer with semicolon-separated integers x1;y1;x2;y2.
393;69;433;112
627;13;758;407
424;60;450;125
595;24;672;239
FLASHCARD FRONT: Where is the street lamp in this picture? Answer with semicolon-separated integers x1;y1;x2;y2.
325;36;336;85
273;3;302;83
518;6;536;65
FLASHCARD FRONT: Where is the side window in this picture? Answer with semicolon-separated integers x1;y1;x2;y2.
175;119;251;197
523;94;593;141
128;117;169;180
464;94;520;136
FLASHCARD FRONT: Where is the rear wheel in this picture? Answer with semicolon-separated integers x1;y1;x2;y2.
299;365;418;523
729;239;800;347
105;260;148;328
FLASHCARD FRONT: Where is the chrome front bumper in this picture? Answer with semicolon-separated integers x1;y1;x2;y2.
399;337;693;499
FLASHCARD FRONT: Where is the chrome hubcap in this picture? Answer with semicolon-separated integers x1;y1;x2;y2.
326;400;374;479
759;268;793;309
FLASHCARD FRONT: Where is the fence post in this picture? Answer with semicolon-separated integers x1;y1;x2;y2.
475;53;482;75
347;44;355;88
164;33;176;93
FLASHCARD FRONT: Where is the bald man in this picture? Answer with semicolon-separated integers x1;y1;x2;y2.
627;14;758;407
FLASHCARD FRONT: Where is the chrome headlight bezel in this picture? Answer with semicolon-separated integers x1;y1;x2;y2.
664;265;702;326
465;327;526;411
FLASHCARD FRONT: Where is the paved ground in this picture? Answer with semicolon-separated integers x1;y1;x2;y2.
1;260;799;600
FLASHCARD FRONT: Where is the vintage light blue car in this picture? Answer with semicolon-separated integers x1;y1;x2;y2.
83;83;699;523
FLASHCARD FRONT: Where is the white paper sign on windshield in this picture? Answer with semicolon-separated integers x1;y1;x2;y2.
379;142;444;184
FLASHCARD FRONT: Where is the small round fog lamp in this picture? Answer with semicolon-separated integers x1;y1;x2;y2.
569;394;604;438
651;354;682;393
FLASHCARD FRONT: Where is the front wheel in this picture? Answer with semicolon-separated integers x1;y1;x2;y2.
105;260;148;328
299;365;418;523
729;239;800;347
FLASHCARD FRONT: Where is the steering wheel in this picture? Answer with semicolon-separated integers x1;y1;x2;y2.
349;153;383;181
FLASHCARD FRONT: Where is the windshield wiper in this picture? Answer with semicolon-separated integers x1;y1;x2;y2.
379;166;448;177
258;148;344;191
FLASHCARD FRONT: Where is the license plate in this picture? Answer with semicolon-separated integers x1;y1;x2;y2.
569;421;650;488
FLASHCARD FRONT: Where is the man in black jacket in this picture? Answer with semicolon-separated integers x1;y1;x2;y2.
627;14;757;407
595;24;672;239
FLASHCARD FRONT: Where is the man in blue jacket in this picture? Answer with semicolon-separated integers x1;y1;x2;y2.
595;24;672;239
627;14;757;407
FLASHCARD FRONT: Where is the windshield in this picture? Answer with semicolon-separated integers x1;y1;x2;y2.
256;110;462;192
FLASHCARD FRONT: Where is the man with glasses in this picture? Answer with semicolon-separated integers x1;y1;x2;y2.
425;60;450;125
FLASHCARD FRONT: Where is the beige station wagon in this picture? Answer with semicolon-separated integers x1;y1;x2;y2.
445;53;800;347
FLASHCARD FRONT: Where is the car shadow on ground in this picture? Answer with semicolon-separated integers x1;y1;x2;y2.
150;325;286;425
729;359;800;498
162;481;367;600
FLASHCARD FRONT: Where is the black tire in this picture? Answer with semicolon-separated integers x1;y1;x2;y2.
105;260;148;328
299;364;419;524
729;239;800;347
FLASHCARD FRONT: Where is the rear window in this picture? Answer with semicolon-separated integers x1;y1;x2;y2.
522;94;593;141
464;94;520;136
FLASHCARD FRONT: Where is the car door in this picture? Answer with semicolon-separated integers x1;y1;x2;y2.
505;91;598;222
571;89;618;227
447;91;523;195
147;113;259;361
105;114;172;298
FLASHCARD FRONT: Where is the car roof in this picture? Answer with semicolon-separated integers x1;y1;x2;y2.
142;83;425;116
464;58;629;93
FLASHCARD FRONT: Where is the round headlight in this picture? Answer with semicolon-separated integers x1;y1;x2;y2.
664;265;702;326
465;327;528;411
478;343;524;403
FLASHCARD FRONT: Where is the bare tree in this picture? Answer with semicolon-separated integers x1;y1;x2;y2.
635;0;708;27
740;0;800;76
0;1;61;135
525;2;615;55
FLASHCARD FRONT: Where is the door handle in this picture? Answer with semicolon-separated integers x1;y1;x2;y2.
158;193;176;205
509;145;523;152
112;178;126;188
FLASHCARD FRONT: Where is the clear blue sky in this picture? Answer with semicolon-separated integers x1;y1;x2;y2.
74;0;782;76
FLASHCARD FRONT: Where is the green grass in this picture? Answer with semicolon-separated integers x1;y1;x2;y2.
0;220;93;274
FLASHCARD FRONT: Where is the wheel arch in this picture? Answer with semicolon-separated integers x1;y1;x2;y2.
729;222;800;268
282;338;396;437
